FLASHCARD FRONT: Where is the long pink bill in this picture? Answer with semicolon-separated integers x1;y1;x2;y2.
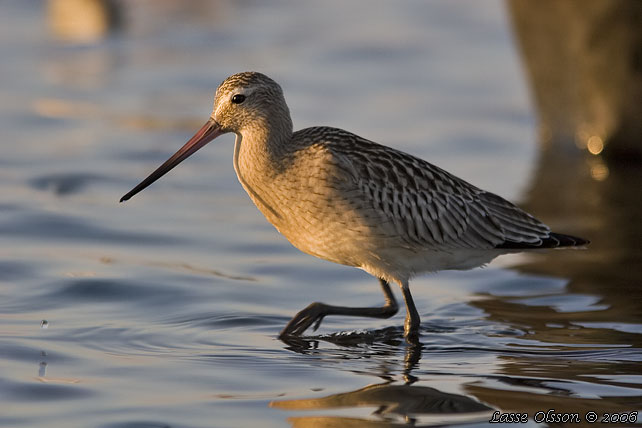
120;119;224;202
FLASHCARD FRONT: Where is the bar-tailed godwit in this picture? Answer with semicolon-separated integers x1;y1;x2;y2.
121;72;588;340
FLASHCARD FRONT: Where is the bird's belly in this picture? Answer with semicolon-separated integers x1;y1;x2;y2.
272;216;367;268
355;246;503;283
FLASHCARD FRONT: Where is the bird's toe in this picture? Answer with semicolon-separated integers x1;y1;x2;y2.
279;302;329;337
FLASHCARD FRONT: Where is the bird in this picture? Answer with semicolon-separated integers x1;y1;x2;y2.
120;71;588;341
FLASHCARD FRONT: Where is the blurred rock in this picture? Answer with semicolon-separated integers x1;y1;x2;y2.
507;0;642;162
47;0;122;43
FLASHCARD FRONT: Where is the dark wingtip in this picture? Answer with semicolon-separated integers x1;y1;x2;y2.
497;232;590;250
549;232;590;247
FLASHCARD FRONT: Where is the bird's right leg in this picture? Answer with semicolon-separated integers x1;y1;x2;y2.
279;278;399;337
399;280;421;342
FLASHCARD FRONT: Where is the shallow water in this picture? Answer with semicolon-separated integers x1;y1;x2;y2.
1;1;641;427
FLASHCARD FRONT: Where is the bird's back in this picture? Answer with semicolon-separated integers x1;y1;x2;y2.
289;127;586;249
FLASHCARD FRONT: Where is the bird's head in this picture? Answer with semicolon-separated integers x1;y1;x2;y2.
120;71;290;202
213;71;290;134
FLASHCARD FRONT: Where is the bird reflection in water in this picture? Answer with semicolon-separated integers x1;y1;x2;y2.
274;334;493;427
271;381;492;427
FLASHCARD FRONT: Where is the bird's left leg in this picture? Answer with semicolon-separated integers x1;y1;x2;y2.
279;278;399;337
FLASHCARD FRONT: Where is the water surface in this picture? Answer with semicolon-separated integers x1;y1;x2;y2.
1;1;641;427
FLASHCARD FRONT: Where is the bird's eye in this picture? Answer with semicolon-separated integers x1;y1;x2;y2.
231;94;246;104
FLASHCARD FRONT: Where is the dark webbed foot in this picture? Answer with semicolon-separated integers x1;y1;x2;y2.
278;279;399;338
279;302;331;337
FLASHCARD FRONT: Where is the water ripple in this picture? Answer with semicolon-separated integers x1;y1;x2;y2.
29;172;123;196
0;211;182;244
3;379;95;402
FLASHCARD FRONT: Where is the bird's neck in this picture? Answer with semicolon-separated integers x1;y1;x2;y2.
233;116;293;222
237;115;293;173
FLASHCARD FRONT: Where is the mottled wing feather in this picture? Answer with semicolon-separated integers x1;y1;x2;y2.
296;127;552;250
477;192;550;243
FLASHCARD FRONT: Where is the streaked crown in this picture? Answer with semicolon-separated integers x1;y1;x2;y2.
212;71;292;136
